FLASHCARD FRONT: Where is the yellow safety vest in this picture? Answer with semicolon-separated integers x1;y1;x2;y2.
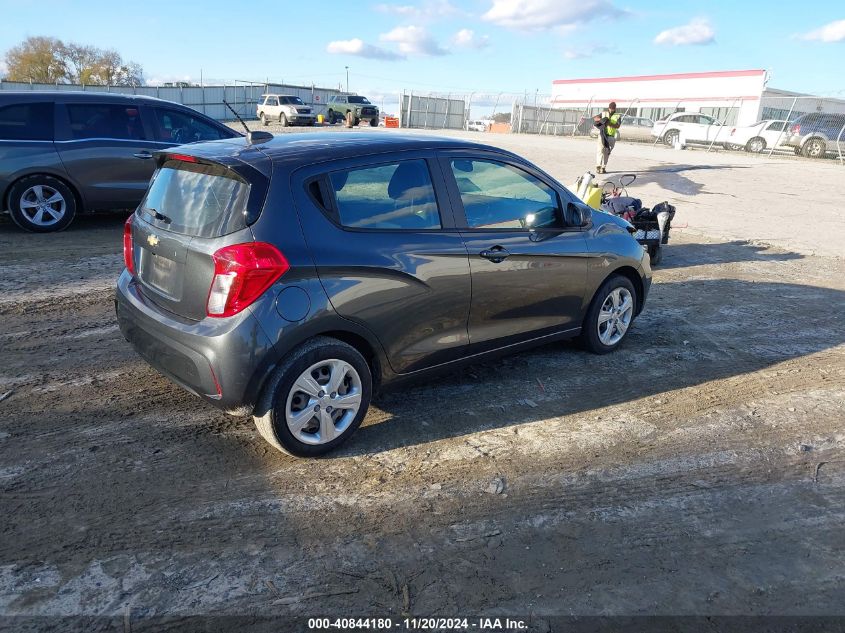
604;112;621;137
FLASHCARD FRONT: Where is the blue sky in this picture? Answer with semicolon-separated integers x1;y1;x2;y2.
1;0;843;103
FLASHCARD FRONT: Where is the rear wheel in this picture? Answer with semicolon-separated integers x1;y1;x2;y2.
802;138;826;158
746;137;766;153
580;275;637;354
353;117;360;126
279;113;288;127
253;337;372;457
663;129;679;147
8;175;77;233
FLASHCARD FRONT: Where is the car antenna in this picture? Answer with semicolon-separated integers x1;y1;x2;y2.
223;99;272;144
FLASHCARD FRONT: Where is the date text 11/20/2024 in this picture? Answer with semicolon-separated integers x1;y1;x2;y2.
308;618;529;630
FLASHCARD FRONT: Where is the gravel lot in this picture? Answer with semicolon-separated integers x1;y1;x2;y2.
1;126;844;628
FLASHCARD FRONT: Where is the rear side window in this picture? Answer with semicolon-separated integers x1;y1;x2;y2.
0;103;53;141
152;108;229;143
65;104;145;140
138;160;251;237
327;160;441;230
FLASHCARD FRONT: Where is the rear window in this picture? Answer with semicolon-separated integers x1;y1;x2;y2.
138;160;252;237
0;103;53;141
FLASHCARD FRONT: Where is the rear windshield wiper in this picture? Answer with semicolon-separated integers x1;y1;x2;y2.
144;207;172;224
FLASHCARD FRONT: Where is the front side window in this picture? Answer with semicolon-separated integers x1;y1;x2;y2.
153;108;226;143
0;102;53;141
65;103;144;140
280;96;304;105
450;159;560;230
347;96;371;104
327;159;441;230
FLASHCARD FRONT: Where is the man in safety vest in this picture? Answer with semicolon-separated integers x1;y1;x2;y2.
594;101;621;174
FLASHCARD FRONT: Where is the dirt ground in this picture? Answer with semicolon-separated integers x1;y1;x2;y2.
1;128;844;629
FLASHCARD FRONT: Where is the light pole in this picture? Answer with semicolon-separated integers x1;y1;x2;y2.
345;66;349;93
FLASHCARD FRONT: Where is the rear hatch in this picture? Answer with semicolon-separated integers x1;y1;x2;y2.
130;148;270;321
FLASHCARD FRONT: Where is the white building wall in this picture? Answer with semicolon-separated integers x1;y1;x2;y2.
551;70;768;126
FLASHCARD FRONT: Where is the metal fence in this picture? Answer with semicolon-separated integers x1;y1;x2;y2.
400;92;466;130
511;103;580;136
0;79;346;121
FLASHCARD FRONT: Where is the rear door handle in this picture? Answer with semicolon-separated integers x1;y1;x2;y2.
133;151;153;159
479;247;510;263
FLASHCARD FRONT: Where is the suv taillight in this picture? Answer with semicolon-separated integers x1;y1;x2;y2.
791;124;801;135
123;215;135;275
206;242;289;318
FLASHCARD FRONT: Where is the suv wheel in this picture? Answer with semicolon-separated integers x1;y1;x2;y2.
580;274;637;354
802;138;826;158
8;175;77;233
353;116;360;126
663;129;679;147
279;113;288;127
260;112;267;126
369;118;378;127
253;337;372;457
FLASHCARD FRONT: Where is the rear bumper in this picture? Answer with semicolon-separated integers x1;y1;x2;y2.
115;270;274;412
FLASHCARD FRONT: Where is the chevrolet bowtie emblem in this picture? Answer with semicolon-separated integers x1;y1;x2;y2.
147;234;159;247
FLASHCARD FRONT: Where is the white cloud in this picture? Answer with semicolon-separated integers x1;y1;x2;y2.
482;0;618;31
564;44;617;59
798;19;845;42
326;38;404;60
380;25;449;56
374;0;460;21
654;18;715;46
453;28;491;49
145;74;196;86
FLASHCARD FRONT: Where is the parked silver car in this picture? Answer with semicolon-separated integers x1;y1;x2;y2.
257;94;315;127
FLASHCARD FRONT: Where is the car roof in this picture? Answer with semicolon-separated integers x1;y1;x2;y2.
182;132;519;168
0;90;182;105
261;94;299;98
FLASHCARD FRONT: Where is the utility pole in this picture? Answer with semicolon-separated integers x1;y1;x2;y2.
345;66;349;93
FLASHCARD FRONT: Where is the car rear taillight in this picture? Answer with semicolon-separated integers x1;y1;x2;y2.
123;215;135;275
206;242;289;318
791;124;801;135
169;153;198;163
730;128;736;136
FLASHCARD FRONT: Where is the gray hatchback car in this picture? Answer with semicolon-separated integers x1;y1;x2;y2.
116;133;651;457
0;91;239;232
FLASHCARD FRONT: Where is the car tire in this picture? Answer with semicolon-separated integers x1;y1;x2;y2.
354;117;360;126
580;274;637;355
253;337;372;457
260;112;267;126
746;137;766;153
663;129;679;147
279;113;288;128
802;138;825;158
8;175;77;233
369;118;378;127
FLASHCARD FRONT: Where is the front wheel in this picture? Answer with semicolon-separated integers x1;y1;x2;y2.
279;113;288;127
369;118;378;127
580;275;638;354
8;175;77;233
253;337;372;457
746;137;766;153
260;112;267;126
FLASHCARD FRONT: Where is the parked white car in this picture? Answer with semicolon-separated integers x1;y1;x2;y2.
652;112;725;146
466;119;492;132
724;120;789;153
257;94;315;127
590;115;655;142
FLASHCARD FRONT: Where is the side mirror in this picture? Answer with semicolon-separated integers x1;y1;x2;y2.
567;202;591;227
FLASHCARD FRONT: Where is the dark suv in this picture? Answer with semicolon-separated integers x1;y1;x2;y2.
783;112;845;158
0;91;240;232
326;95;379;126
116;133;651;456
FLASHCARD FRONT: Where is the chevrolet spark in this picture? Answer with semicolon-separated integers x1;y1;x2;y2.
116;133;651;457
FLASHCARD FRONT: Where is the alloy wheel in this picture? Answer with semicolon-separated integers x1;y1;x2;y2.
597;287;634;346
19;185;66;227
285;359;362;445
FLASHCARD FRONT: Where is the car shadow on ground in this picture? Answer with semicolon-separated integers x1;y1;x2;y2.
657;240;804;269
337;274;844;458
